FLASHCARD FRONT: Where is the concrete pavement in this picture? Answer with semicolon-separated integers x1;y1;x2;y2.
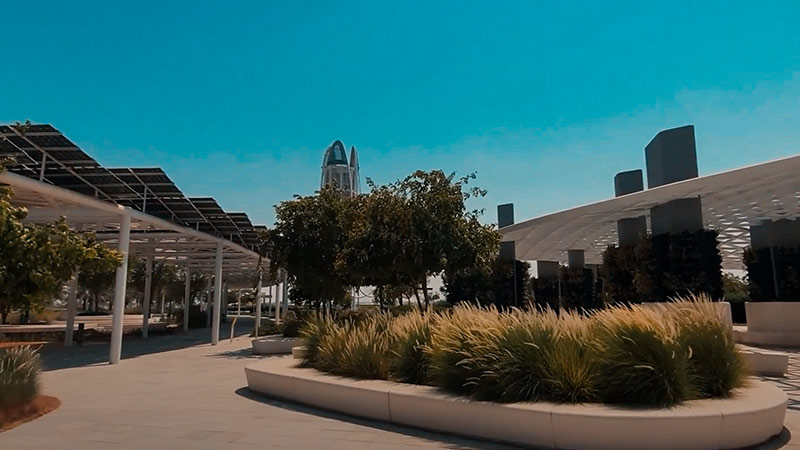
0;321;515;449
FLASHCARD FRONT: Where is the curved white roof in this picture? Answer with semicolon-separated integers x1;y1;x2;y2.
500;154;800;270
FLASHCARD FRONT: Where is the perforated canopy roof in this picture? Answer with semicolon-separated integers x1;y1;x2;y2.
500;154;800;270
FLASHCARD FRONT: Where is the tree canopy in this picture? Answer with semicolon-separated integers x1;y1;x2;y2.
268;169;500;310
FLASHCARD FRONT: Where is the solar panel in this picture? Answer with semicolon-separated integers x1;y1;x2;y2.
2;123;266;248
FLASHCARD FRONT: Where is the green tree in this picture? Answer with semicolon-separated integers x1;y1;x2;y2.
269;187;353;311
0;179;122;322
386;170;499;308
78;234;124;312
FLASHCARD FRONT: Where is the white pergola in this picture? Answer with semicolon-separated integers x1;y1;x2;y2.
500;154;800;270
0;170;266;363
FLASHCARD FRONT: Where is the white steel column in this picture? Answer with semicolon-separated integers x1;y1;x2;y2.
142;256;153;338
274;281;281;324
211;243;223;345
109;208;131;364
206;276;213;328
64;273;79;346
254;274;263;337
183;268;191;332
267;285;273;320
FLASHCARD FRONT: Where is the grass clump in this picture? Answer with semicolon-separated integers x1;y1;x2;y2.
388;310;433;384
426;305;506;399
299;314;333;368
0;346;41;409
593;305;690;406
663;295;748;398
491;309;598;403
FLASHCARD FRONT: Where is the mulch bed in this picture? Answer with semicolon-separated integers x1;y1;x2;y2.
0;396;61;432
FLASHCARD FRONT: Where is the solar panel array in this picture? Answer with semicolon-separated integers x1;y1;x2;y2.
0;124;264;250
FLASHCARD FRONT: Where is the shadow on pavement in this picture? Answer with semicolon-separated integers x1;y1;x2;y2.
206;347;261;360
233;387;521;450
39;317;256;371
747;427;791;450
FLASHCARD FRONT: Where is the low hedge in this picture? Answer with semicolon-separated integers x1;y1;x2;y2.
299;295;747;407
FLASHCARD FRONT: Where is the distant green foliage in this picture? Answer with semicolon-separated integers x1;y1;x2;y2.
302;295;747;407
600;230;723;304
745;246;800;301
0;346;41;408
442;259;532;308
722;272;749;303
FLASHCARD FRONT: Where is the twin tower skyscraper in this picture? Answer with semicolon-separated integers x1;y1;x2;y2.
320;140;360;196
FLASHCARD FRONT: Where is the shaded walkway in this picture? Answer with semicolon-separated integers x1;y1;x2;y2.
38;317;256;371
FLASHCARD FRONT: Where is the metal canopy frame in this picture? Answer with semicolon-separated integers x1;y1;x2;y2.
1;170;263;281
500;154;800;270
0;124;262;251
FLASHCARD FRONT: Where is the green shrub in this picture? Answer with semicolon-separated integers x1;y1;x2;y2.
593;305;690;406
664;296;748;398
0;346;41;409
388;310;433;384
426;305;506;399
281;311;302;338
251;320;282;337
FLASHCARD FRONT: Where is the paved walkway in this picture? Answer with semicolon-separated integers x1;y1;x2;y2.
0;320;515;449
3;321;800;449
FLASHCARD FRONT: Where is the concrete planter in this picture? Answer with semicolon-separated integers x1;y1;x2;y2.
245;358;787;450
740;345;790;376
736;302;800;347
292;346;306;359
251;335;300;355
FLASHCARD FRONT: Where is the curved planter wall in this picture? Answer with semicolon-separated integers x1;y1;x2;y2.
740;302;800;347
244;357;787;450
251;336;300;355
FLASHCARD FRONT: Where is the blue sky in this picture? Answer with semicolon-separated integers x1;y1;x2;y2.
2;1;799;226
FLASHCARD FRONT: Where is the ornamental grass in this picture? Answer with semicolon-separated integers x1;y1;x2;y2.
387;309;433;385
298;294;748;407
0;346;41;409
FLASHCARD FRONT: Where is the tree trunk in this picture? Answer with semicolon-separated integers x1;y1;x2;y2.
413;289;423;309
422;278;430;309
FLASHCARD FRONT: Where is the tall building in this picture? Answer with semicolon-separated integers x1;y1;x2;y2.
320;140;360;195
